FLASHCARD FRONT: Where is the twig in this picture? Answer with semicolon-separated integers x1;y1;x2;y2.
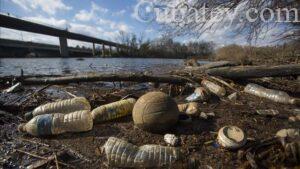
209;76;238;92
15;149;73;168
54;153;60;169
17;138;50;147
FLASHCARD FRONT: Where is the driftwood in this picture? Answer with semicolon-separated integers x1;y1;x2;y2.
206;64;300;79
184;61;240;72
20;73;190;85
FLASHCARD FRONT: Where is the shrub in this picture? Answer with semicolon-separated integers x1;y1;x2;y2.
215;44;249;64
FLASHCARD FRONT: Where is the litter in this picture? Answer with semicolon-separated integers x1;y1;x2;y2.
91;98;136;123
256;109;279;117
186;87;209;102
164;134;179;146
18;110;93;136
217;126;247;150
201;79;226;97
102;137;182;168
244;83;298;105
276;128;300;139
133;91;179;133
3;82;24;93
178;102;199;116
228;92;237;102
289;115;300;122
25;97;91;120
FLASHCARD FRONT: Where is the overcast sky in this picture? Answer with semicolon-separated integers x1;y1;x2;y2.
0;0;284;47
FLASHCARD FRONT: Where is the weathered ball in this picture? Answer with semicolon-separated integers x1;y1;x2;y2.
133;91;179;133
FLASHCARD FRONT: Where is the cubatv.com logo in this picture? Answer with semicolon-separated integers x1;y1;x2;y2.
134;1;156;23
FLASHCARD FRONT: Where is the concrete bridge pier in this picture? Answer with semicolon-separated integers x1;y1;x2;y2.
92;43;96;56
102;44;105;57
109;46;112;56
59;37;69;57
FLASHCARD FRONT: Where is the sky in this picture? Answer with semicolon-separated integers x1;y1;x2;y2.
0;0;285;47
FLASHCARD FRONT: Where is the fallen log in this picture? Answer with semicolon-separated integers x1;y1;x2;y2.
20;73;191;85
206;64;300;79
184;61;240;72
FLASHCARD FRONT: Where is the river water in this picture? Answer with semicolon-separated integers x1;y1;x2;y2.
0;58;191;76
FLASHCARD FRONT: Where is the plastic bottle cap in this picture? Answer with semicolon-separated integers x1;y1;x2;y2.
24;112;33;121
217;126;246;149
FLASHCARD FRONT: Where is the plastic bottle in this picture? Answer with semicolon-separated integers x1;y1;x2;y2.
18;110;93;136
201;79;226;97
244;83;297;105
178;102;199;115
25;97;91;120
91;98;136;123
102;137;182;168
186;87;209;102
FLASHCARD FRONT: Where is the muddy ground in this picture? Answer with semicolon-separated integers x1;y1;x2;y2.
0;68;300;168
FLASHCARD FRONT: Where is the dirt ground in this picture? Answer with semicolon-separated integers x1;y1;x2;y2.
0;67;300;168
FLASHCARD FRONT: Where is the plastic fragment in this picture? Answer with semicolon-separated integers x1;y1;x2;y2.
201;79;226;97
276;129;300;139
91;98;136;124
178;102;199;115
102;137;182;168
164;134;179;146
256;109;279;117
217;126;247;150
186;87;209;102
3;82;23;93
228;92;237;102
244;83;298;105
18;110;93;136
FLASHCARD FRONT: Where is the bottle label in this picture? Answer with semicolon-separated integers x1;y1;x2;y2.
37;114;53;136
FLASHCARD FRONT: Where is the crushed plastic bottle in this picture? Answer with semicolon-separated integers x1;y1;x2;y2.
244;83;298;105
18;110;93;136
201;79;226;97
102;137;182;168
178;102;199;116
276;128;300;139
186;87;209;102
91;98;136;124
217;126;247;150
25;97;91;120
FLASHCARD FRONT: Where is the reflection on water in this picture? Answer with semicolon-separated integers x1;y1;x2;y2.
0;58;193;76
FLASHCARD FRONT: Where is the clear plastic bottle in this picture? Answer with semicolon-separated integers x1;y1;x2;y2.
18;110;93;136
102;137;182;168
91;98;136;123
244;83;297;104
25;97;91;120
186;87;209;102
201;79;226;97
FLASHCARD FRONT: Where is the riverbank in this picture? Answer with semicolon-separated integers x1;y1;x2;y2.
0;61;299;168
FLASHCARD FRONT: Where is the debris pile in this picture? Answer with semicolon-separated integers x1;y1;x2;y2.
0;61;299;168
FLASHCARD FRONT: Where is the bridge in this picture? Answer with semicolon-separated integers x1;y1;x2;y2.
0;14;127;57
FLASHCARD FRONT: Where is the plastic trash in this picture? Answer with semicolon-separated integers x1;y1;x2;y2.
217;126;247;150
18;110;93;136
164;134;179;146
200;112;215;119
256;109;279;117
244;83;298;105
228;92;237;102
276;128;300;139
3;82;24;93
178;102;199;116
92;98;136;124
25;97;91;120
284;141;300;165
289;115;300;122
102;137;182;168
186;87;209;102
201;79;226;97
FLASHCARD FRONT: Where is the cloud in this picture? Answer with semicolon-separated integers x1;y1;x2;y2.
11;0;72;15
112;9;126;16
74;1;108;22
22;16;68;29
97;18;131;32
